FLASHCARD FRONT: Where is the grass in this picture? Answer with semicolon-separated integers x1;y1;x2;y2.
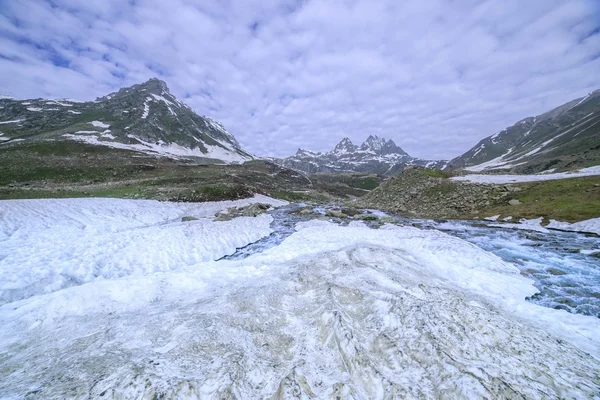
473;176;600;222
421;168;453;179
0;141;382;202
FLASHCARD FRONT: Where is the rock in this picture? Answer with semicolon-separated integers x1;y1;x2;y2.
291;208;313;215
214;203;271;221
547;268;566;276
357;214;378;221
508;199;521;206
326;210;346;218
181;216;199;222
341;207;361;216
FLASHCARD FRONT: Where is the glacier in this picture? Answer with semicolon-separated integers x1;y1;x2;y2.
0;199;599;399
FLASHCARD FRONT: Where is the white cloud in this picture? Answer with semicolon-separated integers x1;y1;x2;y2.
0;0;599;159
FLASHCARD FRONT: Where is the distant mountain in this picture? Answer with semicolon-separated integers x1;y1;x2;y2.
274;135;445;176
447;89;600;173
0;78;253;163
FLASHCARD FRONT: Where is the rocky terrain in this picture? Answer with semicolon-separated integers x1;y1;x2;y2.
447;89;600;173
274;135;446;176
357;167;511;218
0;78;253;163
358;167;600;222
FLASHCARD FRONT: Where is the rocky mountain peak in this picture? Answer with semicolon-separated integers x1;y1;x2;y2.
382;138;409;156
334;137;358;153
0;78;253;163
138;78;170;94
98;78;172;102
360;135;387;152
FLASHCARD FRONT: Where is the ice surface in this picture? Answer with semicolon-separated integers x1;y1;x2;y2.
454;165;600;183
0;209;599;398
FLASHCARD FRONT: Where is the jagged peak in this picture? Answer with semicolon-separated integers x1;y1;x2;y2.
98;78;172;101
360;135;387;151
333;137;358;153
139;78;170;93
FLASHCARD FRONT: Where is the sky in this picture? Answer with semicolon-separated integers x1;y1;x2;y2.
1;0;600;160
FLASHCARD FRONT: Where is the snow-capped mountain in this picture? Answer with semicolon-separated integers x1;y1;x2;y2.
447;89;600;173
0;78;253;163
275;135;445;175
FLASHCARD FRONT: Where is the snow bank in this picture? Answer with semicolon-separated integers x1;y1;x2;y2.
453;165;600;183
0;195;286;304
547;217;600;235
488;216;600;235
0;216;598;398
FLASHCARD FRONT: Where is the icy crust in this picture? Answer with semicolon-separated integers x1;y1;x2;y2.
0;195;287;304
1;220;599;398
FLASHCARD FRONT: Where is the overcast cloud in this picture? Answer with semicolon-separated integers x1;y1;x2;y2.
1;0;599;159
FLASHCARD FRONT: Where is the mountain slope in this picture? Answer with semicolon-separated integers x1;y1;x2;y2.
448;90;600;173
0;78;253;163
275;135;445;176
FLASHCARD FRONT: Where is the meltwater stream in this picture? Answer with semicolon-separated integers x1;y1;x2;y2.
225;204;600;318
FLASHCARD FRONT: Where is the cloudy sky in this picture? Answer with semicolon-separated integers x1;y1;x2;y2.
1;0;599;159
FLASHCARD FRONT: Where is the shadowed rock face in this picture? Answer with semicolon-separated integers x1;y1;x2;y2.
274;136;446;176
0;78;253;163
447;89;600;173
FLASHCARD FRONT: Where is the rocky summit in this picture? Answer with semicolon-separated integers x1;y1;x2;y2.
274;135;446;176
0;78;253;163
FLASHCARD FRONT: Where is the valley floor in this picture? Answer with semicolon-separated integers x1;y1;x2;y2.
0;197;599;399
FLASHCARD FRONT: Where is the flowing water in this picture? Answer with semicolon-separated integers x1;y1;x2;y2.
226;204;600;317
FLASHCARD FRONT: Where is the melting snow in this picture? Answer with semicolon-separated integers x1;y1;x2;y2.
141;97;151;119
453;165;600;183
151;93;176;115
26;107;43;112
546;217;600;236
0;208;598;398
67;110;82;115
0;119;24;125
63;133;251;163
90;120;110;128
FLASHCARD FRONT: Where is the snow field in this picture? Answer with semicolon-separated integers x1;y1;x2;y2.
453;165;600;183
0;196;286;304
0;206;598;398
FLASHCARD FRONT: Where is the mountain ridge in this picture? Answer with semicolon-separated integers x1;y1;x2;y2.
275;135;445;176
0;78;253;164
448;89;600;173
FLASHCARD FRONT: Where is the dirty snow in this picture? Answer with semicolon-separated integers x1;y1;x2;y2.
0;201;599;398
454;165;600;183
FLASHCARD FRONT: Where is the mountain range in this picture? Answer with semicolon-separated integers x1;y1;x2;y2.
0;78;252;163
273;136;446;176
1;78;598;176
447;89;600;173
